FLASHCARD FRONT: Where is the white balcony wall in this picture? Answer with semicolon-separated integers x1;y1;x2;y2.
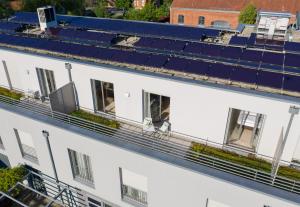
0;61;10;88
0;49;300;162
0;108;298;207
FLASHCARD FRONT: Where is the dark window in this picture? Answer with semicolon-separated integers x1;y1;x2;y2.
178;15;184;24
199;16;205;25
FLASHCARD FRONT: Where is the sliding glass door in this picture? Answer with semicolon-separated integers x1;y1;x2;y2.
91;79;115;114
36;68;56;97
144;91;170;125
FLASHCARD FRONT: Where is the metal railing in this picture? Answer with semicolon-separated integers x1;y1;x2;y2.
0;95;299;195
0;169;88;207
21;143;38;163
121;184;147;206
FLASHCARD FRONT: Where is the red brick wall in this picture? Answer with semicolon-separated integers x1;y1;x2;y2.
170;8;241;29
170;8;297;29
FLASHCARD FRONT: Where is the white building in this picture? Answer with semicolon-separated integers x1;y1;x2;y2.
0;9;300;207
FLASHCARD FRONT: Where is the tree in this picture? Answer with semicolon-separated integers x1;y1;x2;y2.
93;0;110;17
21;0;85;15
239;3;257;24
0;166;27;193
115;0;132;10
0;0;13;19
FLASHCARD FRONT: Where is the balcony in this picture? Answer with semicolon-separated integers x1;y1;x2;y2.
0;168;87;207
0;94;299;196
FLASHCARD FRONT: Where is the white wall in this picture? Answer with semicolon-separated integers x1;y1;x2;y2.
0;108;299;207
0;49;300;162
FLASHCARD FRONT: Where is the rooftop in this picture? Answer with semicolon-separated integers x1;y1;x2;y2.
171;0;300;14
1;12;300;100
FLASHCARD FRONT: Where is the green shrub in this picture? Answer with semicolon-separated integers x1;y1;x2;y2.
0;166;27;193
189;142;272;172
239;3;257;24
71;109;120;129
0;87;23;100
278;166;300;181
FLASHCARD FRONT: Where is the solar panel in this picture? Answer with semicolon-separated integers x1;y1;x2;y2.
257;71;283;89
2;33;300;94
0;22;22;32
144;54;168;68
240;50;263;62
186;59;209;75
50;28;115;44
285;53;300;68
283;74;300;92
262;51;284;65
229;36;248;46
183;42;203;54
164;57;189;72
220;47;242;59
9;12;39;24
247;33;256;46
208;63;232;79
284;42;300;53
230;67;258;84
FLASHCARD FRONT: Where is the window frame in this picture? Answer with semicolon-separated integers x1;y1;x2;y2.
178;15;184;24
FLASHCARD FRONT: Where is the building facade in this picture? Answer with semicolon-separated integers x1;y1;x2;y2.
0;11;300;207
170;0;300;29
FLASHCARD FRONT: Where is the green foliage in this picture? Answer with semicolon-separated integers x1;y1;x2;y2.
0;87;23;100
278;165;300;181
93;0;110;17
0;0;13;19
71;109;120;129
125;0;171;21
239;3;257;24
115;0;132;10
190;142;300;181
0;166;27;193
21;0;85;15
190;142;272;172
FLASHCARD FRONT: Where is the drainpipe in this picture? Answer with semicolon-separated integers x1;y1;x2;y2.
272;106;299;179
42;130;64;204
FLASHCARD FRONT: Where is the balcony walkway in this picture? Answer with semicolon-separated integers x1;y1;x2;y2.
0;95;299;198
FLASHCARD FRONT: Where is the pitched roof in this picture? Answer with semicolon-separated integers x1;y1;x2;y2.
171;0;300;14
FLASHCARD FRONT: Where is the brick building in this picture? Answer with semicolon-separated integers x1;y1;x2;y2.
170;0;300;29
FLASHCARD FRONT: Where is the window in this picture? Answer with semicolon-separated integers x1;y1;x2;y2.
178;15;184;24
120;168;148;206
36;68;56;97
225;108;265;151
199;16;205;25
87;197;113;207
91;79;115;114
144;91;170;127
14;129;38;163
0;136;4;149
68;149;94;185
211;20;230;29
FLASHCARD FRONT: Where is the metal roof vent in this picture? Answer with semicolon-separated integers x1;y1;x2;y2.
37;6;57;31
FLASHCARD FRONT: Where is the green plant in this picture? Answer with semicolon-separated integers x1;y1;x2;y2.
115;0;132;10
239;3;257;24
0;0;13;19
71;109;120;129
189;142;272;172
278;165;300;181
0;165;27;193
0;87;23;100
93;0;110;17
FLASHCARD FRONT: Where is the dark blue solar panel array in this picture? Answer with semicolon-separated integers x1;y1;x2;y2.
0;21;22;32
135;36;300;75
10;12;221;41
50;28;116;44
0;33;299;92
